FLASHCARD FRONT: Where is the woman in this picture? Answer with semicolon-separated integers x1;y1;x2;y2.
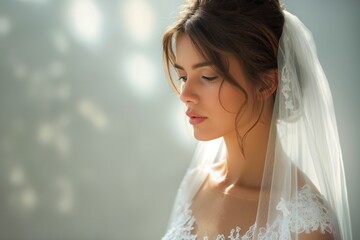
161;0;352;239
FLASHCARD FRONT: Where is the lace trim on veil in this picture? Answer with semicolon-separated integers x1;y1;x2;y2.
162;185;335;240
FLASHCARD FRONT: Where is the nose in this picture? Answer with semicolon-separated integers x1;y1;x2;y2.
179;79;199;104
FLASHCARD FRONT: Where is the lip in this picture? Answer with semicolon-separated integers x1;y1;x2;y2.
186;110;208;125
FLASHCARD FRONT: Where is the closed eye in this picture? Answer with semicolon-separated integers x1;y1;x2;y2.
202;76;218;81
178;76;187;82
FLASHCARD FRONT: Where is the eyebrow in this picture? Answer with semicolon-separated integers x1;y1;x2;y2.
174;61;213;70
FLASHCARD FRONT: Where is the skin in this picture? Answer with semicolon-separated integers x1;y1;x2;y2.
175;34;276;191
174;34;335;240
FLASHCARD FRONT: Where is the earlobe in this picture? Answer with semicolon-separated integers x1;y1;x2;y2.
259;69;278;99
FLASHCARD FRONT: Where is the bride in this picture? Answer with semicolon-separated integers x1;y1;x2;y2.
161;0;352;239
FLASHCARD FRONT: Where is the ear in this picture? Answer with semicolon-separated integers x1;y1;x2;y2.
258;69;278;100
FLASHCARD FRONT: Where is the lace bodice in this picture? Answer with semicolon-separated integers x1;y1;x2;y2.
162;185;335;240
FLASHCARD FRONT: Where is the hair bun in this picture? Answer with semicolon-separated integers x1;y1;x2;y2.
253;0;271;4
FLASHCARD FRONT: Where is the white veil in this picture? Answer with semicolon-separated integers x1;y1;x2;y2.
165;10;352;240
252;11;352;239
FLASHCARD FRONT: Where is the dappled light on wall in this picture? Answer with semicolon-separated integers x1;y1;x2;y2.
0;16;11;35
37;116;71;156
66;0;104;47
121;0;156;44
121;53;158;99
77;99;109;130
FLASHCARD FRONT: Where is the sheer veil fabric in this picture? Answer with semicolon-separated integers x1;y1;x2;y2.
164;11;352;240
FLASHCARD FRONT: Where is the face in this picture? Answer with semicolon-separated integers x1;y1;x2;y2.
175;34;258;141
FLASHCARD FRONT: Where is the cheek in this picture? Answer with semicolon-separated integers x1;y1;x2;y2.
218;83;246;114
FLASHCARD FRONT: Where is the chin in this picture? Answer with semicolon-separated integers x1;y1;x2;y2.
193;131;221;142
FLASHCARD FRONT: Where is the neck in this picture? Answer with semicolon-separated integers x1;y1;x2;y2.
221;100;273;190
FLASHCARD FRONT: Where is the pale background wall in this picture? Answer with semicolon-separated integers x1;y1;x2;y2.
0;0;358;239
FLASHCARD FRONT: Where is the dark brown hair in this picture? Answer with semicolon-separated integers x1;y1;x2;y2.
162;0;284;152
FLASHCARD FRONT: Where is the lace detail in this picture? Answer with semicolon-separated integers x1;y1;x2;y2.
162;185;335;240
162;203;197;240
281;65;295;113
202;225;256;240
258;185;335;240
279;64;302;122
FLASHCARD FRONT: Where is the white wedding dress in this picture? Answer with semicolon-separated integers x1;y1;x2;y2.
162;169;336;240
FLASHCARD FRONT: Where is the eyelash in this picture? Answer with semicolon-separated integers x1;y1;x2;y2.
178;76;218;82
178;76;187;82
203;76;218;81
